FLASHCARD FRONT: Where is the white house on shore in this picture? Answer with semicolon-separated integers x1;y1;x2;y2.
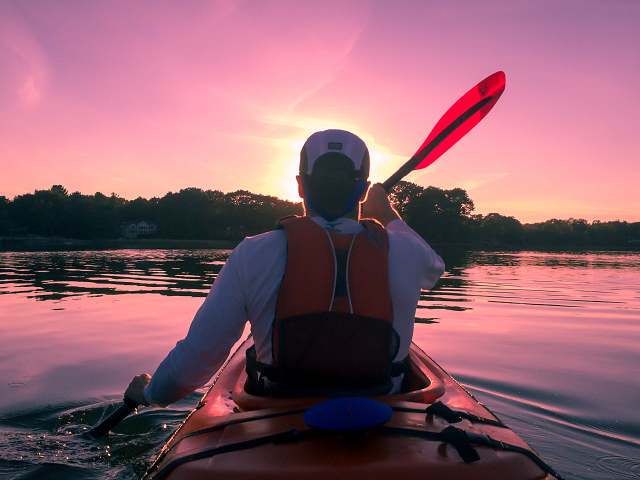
119;221;158;238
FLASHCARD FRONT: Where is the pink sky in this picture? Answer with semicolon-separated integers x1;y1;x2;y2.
1;0;639;223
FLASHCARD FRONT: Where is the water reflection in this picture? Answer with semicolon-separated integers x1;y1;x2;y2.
417;250;640;322
0;250;232;301
1;249;639;480
413;250;640;480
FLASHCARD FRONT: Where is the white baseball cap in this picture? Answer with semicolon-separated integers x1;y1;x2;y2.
300;129;369;180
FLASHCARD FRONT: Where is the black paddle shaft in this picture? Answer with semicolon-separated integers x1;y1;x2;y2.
381;95;493;192
89;397;140;439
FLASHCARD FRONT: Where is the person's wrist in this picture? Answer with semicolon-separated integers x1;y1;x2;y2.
125;374;152;406
375;207;400;226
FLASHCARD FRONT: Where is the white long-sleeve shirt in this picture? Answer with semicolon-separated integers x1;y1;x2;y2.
144;217;445;407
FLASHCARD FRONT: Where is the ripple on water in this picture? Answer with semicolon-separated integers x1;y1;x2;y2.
2;250;639;480
597;455;640;478
0;396;199;480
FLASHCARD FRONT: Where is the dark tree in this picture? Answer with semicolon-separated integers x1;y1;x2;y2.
156;188;226;239
388;181;426;218
389;181;475;244
479;213;524;245
0;196;10;234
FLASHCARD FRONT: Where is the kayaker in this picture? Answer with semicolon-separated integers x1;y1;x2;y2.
125;129;445;405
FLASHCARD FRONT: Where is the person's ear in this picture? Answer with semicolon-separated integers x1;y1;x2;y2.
359;181;371;202
296;175;305;199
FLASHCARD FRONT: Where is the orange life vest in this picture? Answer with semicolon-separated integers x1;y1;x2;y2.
246;216;409;397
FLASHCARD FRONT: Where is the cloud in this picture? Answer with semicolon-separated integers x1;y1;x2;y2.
0;3;49;108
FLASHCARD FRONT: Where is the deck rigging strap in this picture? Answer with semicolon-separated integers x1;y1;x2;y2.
379;426;565;480
425;400;507;427
181;408;308;440
148;429;306;480
155;402;532;475
391;402;506;427
147;424;564;480
179;401;502;444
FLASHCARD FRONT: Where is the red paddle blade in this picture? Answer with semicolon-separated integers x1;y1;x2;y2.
415;71;506;170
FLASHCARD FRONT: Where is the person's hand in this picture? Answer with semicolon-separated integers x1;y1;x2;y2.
124;373;151;407
361;183;401;226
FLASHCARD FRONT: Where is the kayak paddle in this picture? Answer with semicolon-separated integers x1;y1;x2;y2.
88;397;139;439
381;71;506;192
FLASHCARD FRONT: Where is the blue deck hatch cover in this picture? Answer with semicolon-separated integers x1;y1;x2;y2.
303;397;393;431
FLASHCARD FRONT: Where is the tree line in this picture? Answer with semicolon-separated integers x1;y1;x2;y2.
388;182;640;248
1;183;638;248
0;185;301;240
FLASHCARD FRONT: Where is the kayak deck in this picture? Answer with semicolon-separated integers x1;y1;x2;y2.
143;338;561;480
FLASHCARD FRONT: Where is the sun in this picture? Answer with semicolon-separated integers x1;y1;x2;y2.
259;139;305;203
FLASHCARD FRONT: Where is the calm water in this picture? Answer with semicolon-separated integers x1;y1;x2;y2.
0;249;639;479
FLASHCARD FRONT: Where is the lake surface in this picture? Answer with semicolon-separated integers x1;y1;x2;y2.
0;248;639;479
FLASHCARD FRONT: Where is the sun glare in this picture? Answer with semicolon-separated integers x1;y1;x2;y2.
261;138;304;202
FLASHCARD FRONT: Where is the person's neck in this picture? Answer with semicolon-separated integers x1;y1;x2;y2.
303;203;359;221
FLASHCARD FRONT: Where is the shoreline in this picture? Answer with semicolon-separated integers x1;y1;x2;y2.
0;237;241;252
1;236;638;253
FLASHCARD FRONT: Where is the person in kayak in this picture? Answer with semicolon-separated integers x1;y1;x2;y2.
125;129;445;405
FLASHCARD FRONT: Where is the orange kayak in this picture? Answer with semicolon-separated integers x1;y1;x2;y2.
143;337;562;480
